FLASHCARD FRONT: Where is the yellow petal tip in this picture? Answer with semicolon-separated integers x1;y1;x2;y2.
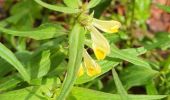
94;48;106;60
77;65;84;77
110;26;119;33
87;64;101;77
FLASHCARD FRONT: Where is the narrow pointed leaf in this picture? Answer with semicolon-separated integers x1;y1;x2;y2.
0;43;30;82
57;24;85;99
88;0;102;9
112;68;129;100
0;24;66;40
37;50;51;78
34;0;80;13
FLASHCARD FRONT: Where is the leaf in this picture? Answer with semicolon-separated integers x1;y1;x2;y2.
11;0;42;19
120;66;158;89
0;75;22;92
121;47;147;56
0;43;30;82
92;0;112;18
0;58;14;78
0;86;47;100
112;68;129;100
67;87;167;100
0;11;27;26
88;0;101;9
109;46;151;69
34;0;80;13
76;60;119;84
63;0;80;8
157;4;170;13
146;81;159;95
37;50;51;78
57;24;86;100
143;33;170;50
0;23;66;40
0;86;166;100
134;0;151;21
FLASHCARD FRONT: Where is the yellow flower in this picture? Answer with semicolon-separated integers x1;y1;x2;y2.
88;25;110;60
77;13;121;77
78;50;101;77
83;50;101;76
92;18;121;33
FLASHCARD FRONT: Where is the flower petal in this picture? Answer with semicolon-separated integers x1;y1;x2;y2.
77;64;84;77
83;50;101;76
88;26;110;60
92;18;121;33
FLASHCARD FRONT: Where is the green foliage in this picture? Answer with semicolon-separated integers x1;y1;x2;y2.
0;0;169;100
57;24;86;99
157;4;170;13
0;43;30;82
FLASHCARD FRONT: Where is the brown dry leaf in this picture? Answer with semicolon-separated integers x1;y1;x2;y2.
147;0;170;32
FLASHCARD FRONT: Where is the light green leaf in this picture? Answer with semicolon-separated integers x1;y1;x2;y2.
112;68;129;100
0;86;47;100
88;0;102;9
0;24;66;40
63;0;81;8
120;66;158;89
68;87;167;100
34;0;80;13
122;47;147;56
37;50;51;78
57;24;86;100
0;86;166;100
110;46;151;69
0;43;30;82
146;81;159;95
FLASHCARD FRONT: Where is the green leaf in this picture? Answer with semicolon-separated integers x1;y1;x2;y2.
63;0;80;8
0;43;30;82
92;0;111;18
0;58;14;78
120;66;158;89
112;68;129;100
134;0;151;21
0;86;166;100
57;24;86;100
11;0;42;19
143;33;170;50
76;60;119;84
67;87;167;100
146;81;159;95
37;50;51;78
0;86;47;100
0;11;27;26
0;24;66;40
0;75;22;92
157;4;170;13
34;0;80;13
88;0;101;9
121;47;147;56
109;46;151;69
